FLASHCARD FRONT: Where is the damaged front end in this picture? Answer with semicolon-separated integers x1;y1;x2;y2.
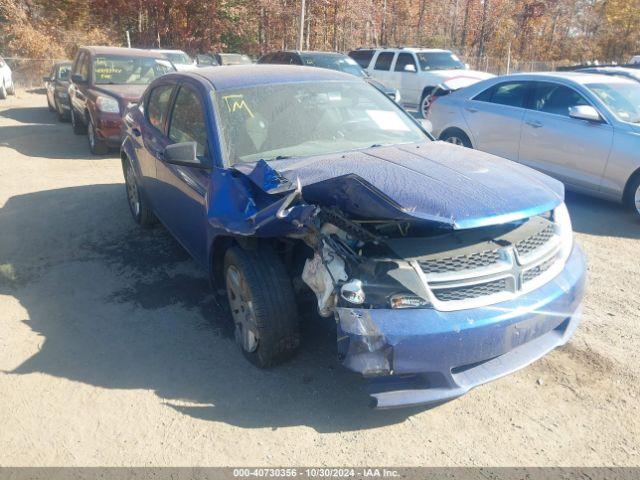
218;155;585;409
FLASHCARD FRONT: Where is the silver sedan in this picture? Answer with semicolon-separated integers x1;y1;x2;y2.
427;72;640;218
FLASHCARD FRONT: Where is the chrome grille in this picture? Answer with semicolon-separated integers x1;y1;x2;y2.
432;278;508;302
522;255;556;283
515;224;555;257
411;215;564;310
419;249;501;274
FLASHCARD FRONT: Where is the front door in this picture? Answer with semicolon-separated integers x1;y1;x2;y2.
518;81;613;191
155;82;211;265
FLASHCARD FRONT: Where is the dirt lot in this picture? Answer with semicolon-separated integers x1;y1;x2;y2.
1;92;639;467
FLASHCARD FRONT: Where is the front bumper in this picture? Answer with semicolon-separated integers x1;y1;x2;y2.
94;112;125;147
336;245;586;409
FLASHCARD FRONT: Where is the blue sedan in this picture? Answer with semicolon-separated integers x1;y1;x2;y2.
121;65;586;409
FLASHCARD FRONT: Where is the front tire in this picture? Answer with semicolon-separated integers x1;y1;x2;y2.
224;246;300;368
71;108;87;134
7;83;15;95
0;83;7;100
123;157;156;227
625;175;640;220
419;88;434;118
440;128;473;148
88;116;109;154
55;98;69;122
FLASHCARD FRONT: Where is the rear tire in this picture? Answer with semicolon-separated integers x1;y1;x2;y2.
624;174;640;220
123;156;156;228
224;246;300;368
88;116;109;155
440;128;473;148
71;108;87;134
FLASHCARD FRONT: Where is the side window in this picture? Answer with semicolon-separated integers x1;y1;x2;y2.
374;52;394;71
168;86;208;158
394;52;417;72
474;82;528;108
531;82;589;117
146;85;174;132
287;53;303;65
79;54;90;82
349;50;374;69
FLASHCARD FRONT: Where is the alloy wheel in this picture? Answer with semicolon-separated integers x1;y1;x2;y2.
420;96;431;118
124;161;140;217
226;265;259;353
635;185;640;216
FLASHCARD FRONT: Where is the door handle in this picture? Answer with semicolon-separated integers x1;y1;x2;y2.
526;120;543;128
465;107;478;113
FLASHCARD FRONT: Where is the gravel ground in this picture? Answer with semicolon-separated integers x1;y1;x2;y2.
1;92;639;467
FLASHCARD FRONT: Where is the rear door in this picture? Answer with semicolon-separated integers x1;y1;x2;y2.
154;81;212;264
394;52;421;106
461;80;529;161
370;51;396;88
518;81;613;190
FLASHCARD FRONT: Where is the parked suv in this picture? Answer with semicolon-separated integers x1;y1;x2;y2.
427;72;640;218
44;61;72;121
258;50;400;102
349;47;493;117
68;46;175;154
0;55;15;99
120;65;585;409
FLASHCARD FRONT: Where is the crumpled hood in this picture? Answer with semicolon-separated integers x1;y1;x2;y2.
233;141;564;230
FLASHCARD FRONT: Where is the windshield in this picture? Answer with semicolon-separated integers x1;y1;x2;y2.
587;82;640;123
93;55;174;85
214;81;427;165
165;52;192;65
301;54;366;77
416;52;465;71
57;65;71;80
220;54;252;65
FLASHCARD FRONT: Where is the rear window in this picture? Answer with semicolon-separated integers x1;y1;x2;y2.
349;50;374;69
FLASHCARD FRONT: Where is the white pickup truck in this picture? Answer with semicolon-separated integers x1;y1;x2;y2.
349;47;493;117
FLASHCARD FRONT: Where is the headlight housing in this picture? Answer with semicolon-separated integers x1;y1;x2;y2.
96;95;120;113
554;202;573;262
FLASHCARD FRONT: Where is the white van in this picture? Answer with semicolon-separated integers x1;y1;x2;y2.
349;47;493;117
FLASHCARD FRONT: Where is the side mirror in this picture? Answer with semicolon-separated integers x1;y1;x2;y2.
569;105;602;123
164;142;204;167
404;64;417;73
71;74;87;84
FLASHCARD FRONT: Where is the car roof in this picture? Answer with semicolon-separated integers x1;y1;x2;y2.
81;46;168;58
54;61;72;67
352;47;451;53
497;71;636;85
189;64;359;91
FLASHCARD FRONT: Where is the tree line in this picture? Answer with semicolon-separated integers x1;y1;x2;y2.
1;0;639;66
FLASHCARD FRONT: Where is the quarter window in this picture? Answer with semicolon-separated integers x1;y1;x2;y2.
146;85;174;131
374;52;394;71
474;82;528;108
530;82;589;117
168;86;208;158
394;53;417;72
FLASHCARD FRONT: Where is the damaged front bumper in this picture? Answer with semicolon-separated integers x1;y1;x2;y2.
336;245;586;409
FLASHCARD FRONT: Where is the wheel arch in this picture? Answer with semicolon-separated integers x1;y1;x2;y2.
438;126;474;148
622;166;640;204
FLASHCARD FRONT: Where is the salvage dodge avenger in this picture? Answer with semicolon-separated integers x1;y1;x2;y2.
121;65;586;409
